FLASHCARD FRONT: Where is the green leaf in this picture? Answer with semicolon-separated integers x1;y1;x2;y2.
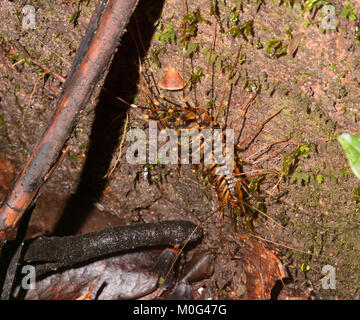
304;0;318;11
341;8;350;18
338;133;360;179
155;23;176;44
265;39;286;57
189;68;203;83
341;1;357;20
316;174;324;184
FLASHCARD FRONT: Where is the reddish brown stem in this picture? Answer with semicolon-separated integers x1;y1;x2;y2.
207;23;217;71
182;0;186;100
0;0;139;244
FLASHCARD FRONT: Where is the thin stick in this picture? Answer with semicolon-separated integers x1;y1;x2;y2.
10;42;66;83
128;22;160;100
22;72;46;124
11;59;24;67
28;73;46;108
163;221;204;284
34;35;71;67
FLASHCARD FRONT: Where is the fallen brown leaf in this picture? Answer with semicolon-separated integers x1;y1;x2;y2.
229;233;288;300
21;250;161;300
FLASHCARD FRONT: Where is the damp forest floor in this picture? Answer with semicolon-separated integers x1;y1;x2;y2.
1;0;360;300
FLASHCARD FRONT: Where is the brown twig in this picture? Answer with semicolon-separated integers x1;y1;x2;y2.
7;42;66;83
0;0;140;245
28;73;46;108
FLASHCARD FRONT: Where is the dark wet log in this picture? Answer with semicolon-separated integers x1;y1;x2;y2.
0;0;139;244
24;221;203;277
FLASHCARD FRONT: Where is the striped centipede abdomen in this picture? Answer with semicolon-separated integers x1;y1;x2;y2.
141;85;246;217
202;160;244;217
185;122;244;217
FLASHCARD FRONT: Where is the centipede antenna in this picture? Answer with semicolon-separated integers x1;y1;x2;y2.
241;91;257;115
135;62;165;117
214;45;242;125
128;26;142;62
134;15;147;58
246;140;295;165
101;87;142;110
127;25;147;109
138;59;144;107
234;169;280;178
244;138;291;162
249;233;326;257
237;108;283;149
130;17;163;100
161;96;187;111
239;197;285;230
113;94;133;107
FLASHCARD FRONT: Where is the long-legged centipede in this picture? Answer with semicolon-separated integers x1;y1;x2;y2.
117;6;284;231
133;60;271;228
